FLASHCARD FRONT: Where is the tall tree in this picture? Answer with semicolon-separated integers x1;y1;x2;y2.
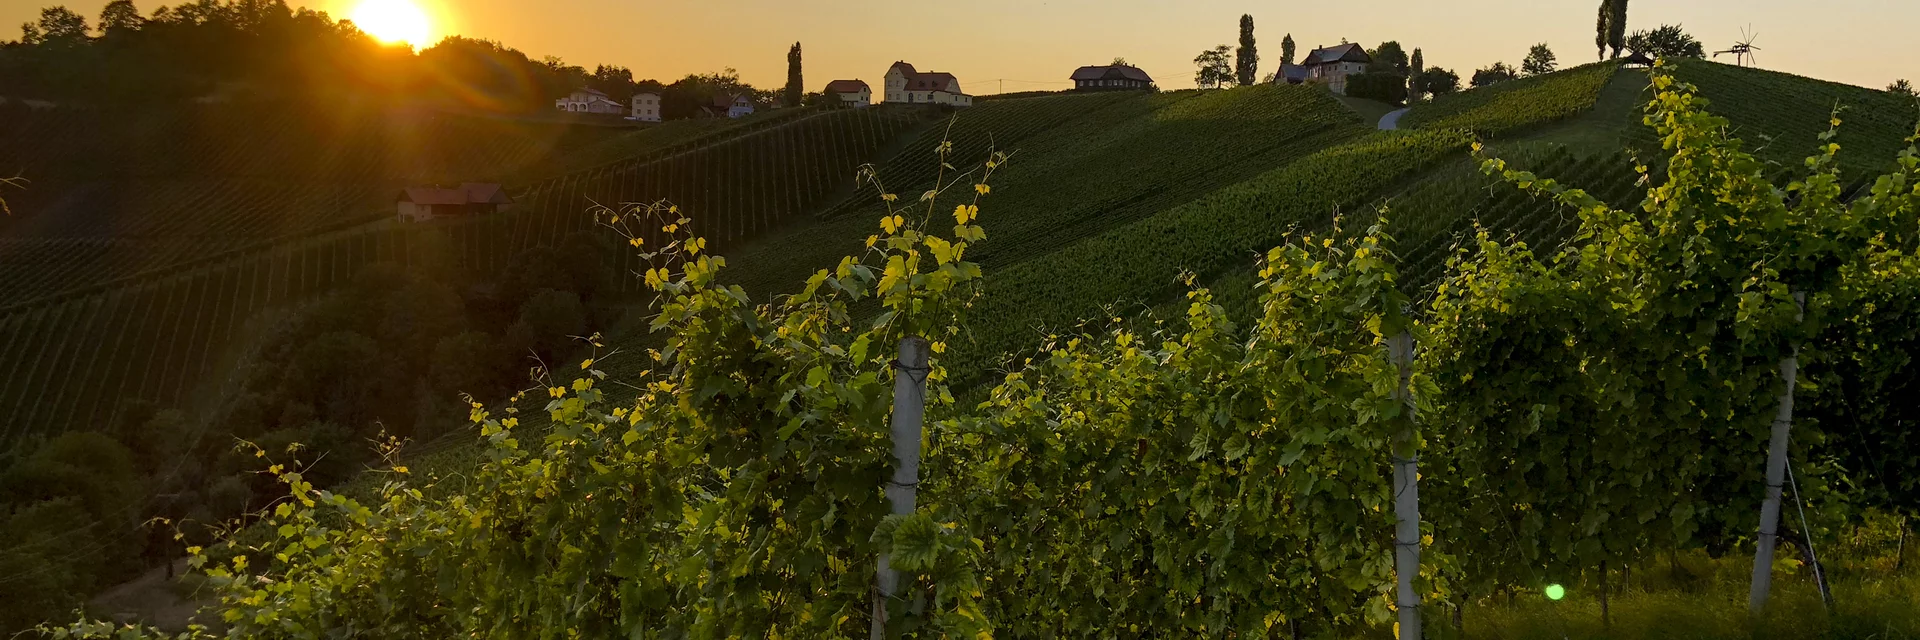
1522;43;1558;76
1596;0;1611;61
35;6;89;41
1608;0;1630;58
1891;79;1917;98
1409;48;1425;102
1193;45;1233;89
1369;41;1409;76
19;21;43;45
97;0;142;36
1281;33;1296;65
1235;15;1258;87
785;41;804;108
1627;24;1706;59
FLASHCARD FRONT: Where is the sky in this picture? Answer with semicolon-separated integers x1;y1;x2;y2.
3;0;1915;93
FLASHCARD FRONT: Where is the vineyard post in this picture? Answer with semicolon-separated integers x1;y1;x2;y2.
1748;290;1806;613
1389;330;1423;640
873;336;930;640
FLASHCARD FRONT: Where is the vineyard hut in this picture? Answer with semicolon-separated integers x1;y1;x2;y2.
1300;43;1372;95
825;79;872;107
1275;63;1310;85
1070;64;1156;91
883;61;974;107
630;92;662;122
397;183;513;222
555;87;623;114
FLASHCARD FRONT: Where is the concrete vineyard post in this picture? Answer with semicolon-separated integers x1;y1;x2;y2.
873;336;929;640
1749;291;1805;613
1389;330;1423;640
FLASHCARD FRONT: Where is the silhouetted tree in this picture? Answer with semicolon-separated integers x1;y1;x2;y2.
1281;33;1296;65
1471;62;1518;87
1627;24;1705;59
1369;41;1409;76
1890;79;1917;97
1522;43;1558;76
1193;45;1233;89
34;6;88;42
1236;15;1258;86
785;41;803;107
1417;67;1461;96
97;0;142;36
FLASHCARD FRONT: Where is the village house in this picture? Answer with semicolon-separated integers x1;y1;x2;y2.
702;94;756;119
1275;63;1311;85
630;91;662;122
396;183;513;222
1299;43;1371;95
1070;63;1156;91
883;61;973;107
555;87;623;114
824;79;872;107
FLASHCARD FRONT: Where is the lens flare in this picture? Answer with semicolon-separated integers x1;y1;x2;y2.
350;0;433;47
1544;583;1567;600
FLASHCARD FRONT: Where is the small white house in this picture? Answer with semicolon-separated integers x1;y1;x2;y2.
1300;43;1372;95
704;94;756;119
883;61;972;107
825;79;871;108
555;87;623;114
630;91;662;122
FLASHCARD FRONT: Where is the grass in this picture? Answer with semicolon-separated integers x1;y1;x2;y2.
1336;93;1403;126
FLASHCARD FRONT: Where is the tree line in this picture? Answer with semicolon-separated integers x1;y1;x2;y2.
1;1;811;117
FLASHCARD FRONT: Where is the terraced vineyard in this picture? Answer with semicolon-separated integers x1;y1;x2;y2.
0;106;936;447
723;85;1372;298
1402;61;1620;136
1669;59;1920;174
0;101;785;306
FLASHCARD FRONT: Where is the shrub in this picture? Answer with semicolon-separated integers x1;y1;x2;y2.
1346;72;1409;105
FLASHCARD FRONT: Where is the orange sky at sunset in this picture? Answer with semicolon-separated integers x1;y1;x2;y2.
4;0;1915;93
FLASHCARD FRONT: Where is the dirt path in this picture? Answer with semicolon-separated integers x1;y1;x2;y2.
1380;107;1412;130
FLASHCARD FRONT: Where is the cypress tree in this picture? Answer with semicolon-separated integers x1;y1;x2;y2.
1236;15;1258;87
1596;0;1611;61
1409;48;1424;102
785;42;804;108
1608;0;1630;59
1282;33;1296;66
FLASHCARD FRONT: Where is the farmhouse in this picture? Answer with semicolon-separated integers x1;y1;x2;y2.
555;87;623;114
397;183;513;222
825;79;872;107
883;61;973;107
1070;64;1156;91
703;94;756;119
630;91;662;122
1300;43;1371;95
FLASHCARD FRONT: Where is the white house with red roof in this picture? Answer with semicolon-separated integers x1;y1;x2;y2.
883;61;973;107
1300;43;1373;95
701;93;756;119
397;183;514;222
555;87;623;114
825;79;871;107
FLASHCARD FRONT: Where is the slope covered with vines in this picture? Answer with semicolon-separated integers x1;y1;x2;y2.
1402;61;1620;136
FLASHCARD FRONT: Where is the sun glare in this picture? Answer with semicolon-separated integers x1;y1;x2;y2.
350;0;433;48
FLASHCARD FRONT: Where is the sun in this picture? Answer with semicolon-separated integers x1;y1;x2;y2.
350;0;433;47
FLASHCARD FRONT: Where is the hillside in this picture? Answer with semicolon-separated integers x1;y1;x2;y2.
0;100;798;307
0;105;937;449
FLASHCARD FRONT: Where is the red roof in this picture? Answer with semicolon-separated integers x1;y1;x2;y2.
889;61;918;76
1070;64;1155;83
825;79;869;93
711;93;751;108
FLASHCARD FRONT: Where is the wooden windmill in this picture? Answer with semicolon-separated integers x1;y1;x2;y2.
1715;27;1762;67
